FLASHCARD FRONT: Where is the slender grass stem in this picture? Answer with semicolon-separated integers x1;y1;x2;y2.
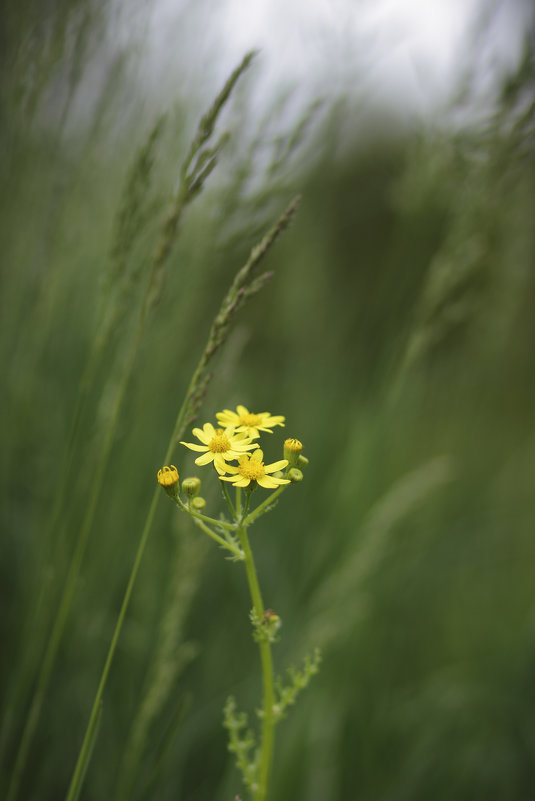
65;485;161;801
6;331;138;801
237;525;275;801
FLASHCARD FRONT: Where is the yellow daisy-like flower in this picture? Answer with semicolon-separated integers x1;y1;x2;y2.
220;449;290;489
216;405;285;438
180;423;255;474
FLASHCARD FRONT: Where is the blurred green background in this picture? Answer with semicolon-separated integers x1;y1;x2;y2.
2;2;535;800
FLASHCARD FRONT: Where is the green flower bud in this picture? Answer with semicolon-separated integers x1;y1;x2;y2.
288;467;303;483
192;496;206;510
182;476;201;498
297;455;309;469
284;438;303;467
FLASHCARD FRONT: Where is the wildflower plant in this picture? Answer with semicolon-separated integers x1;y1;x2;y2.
158;411;320;801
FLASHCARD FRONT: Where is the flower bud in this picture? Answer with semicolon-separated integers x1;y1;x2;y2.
192;496;206;511
157;465;179;496
297;455;309;469
284;438;303;467
182;476;201;498
288;467;303;483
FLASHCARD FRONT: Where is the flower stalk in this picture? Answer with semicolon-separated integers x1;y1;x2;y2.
158;407;317;800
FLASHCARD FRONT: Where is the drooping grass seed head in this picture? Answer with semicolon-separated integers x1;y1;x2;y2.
284;438;303;467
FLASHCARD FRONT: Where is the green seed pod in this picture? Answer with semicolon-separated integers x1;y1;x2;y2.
182;476;201;498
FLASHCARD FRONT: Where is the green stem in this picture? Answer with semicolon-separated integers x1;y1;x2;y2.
244;486;287;527
174;496;236;532
64;356;219;801
221;480;236;518
237;525;275;801
6;334;137;801
65;486;161;801
190;516;242;558
240;488;252;522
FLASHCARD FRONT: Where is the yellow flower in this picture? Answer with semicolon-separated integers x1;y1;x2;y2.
180;423;255;474
216;405;285;438
157;465;179;487
220;449;290;489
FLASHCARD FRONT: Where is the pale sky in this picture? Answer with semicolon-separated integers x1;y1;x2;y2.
143;0;527;116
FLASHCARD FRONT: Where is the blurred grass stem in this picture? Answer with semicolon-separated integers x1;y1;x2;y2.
7;51;259;801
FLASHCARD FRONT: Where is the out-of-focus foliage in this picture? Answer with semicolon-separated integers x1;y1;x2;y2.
2;1;535;800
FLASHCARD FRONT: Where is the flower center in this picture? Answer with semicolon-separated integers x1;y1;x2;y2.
240;412;261;427
239;459;265;481
209;433;231;453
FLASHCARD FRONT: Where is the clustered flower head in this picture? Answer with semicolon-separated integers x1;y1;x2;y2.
172;405;304;492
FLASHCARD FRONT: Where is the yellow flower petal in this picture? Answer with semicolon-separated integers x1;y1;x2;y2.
180;441;209;453
265;459;288;473
257;476;279;488
195;451;215;466
193;427;210;444
203;422;216;438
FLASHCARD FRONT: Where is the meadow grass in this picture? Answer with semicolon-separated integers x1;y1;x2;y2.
2;5;535;800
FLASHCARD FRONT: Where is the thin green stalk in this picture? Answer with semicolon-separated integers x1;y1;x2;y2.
65;391;194;801
175;496;237;532
221;480;236;518
244;486;287;527
65;486;161;801
6;330;139;801
190;517;241;558
237;525;275;801
240;488;252;522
